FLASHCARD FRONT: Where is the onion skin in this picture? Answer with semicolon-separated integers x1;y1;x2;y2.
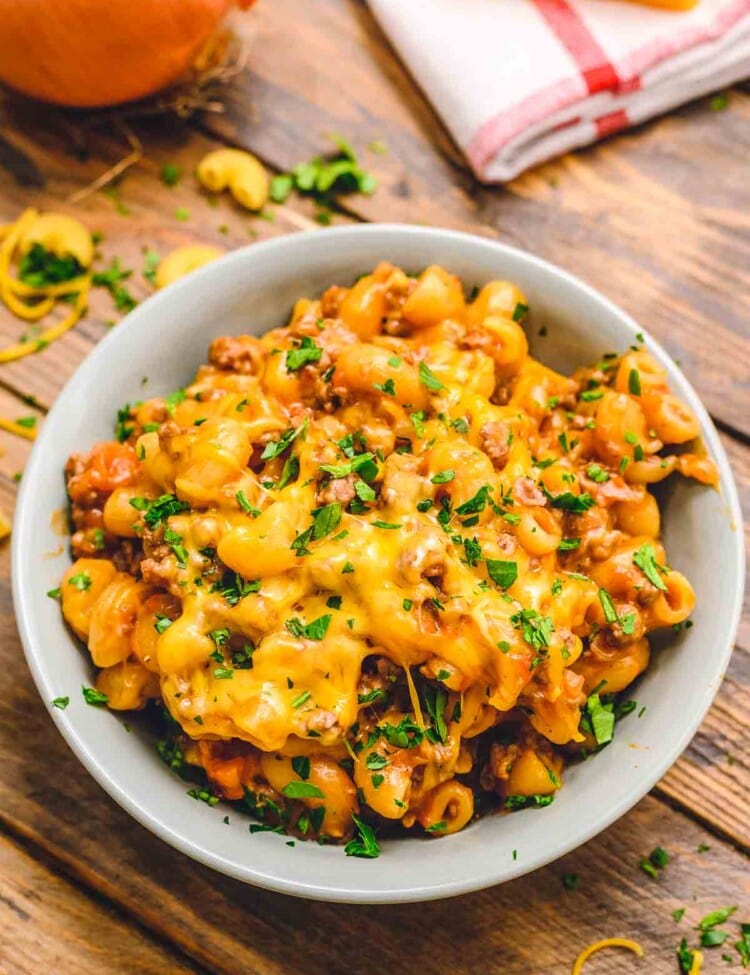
0;0;253;109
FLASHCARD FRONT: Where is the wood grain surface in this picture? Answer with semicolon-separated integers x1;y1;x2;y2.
0;0;748;972
0;831;199;975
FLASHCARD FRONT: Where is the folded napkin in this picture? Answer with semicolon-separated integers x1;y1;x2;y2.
368;0;750;181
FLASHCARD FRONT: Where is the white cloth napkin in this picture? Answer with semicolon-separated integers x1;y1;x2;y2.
368;0;750;181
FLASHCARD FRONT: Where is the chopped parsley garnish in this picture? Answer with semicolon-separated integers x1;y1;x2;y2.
544;489;595;513
698;906;737;931
292;502;343;555
512;302;529;322
639;845;669;879
285;614;332;641
142;248;160;285
214;668;234;680
372;520;401;530
486;559;517;589
261;419;308;460
423;685;448;743
51;696;70;710
454;487;488;520
354;479;376;502
19;243;83;288
92;258;137;313
291;690;311;708
291;756;310;780
160;163;182;187
431;469;455;484
345;814;380;858
358;689;387;705
598;588;619;624
425;821;447;833
510;609;553;652
633;543;668;591
677;938;697;973
735;923;750;966
320;452;376;479
210;572;260;606
373;378;396;396
584;692;615;746
68;572;92;591
558;537;580;551
82;685;108;706
342;561;355;574
154;613;173;634
463;536;482;566
365;752;389;770
286;336;322;372
628;368;642;395
586;464;609;483
580;389;604;402
410;411;426;437
278;454;300;490
186;788;219;806
379;715;424;749
418;361;445;391
236;490;261;516
282;780;325;800
270;135;377;209
562;873;579;890
130;493;190;528
326;595;343;610
504;794;554;810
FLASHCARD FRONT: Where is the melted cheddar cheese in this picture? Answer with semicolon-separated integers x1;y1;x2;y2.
59;262;716;849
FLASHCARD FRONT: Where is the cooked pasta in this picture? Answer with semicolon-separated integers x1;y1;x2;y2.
57;262;716;856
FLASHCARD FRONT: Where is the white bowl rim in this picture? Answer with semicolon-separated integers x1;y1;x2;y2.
11;223;745;903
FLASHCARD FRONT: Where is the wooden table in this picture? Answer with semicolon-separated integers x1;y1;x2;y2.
0;2;747;972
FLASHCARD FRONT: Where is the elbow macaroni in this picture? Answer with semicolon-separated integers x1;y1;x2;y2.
58;262;716;852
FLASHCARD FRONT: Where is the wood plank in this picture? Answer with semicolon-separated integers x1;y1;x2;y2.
0;627;747;975
203;0;750;434
0;102;343;410
0;829;201;975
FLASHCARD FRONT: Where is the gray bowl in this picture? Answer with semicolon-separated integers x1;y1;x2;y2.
12;225;744;903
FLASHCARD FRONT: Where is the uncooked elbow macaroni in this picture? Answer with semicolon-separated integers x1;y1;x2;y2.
58;262;716;855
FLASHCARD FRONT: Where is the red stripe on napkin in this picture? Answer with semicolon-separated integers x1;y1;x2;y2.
532;0;622;94
595;109;630;138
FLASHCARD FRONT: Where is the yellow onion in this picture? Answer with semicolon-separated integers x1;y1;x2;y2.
0;0;255;108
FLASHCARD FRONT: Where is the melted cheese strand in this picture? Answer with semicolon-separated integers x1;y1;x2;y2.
0;417;38;441
0;284;89;364
572;938;644;975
